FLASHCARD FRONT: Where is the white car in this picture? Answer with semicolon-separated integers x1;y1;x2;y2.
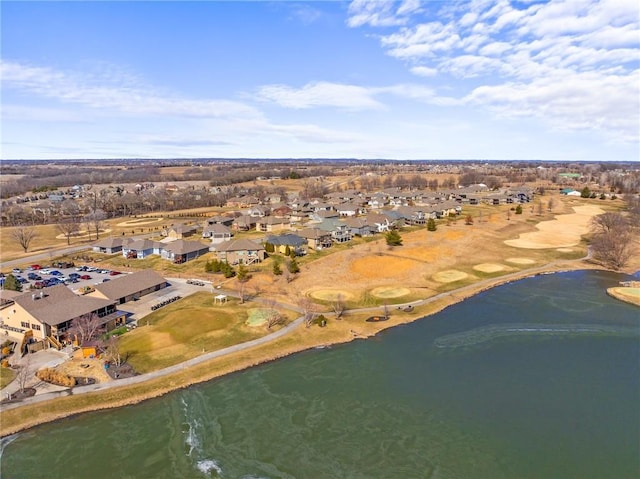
40;268;52;275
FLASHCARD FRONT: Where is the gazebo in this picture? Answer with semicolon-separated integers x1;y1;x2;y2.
214;294;227;304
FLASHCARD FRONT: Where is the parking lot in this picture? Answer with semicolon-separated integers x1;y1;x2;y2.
3;263;130;293
2;264;215;324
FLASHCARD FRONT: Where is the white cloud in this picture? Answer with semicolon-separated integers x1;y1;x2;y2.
347;0;421;27
254;81;384;110
348;0;640;143
0;61;261;120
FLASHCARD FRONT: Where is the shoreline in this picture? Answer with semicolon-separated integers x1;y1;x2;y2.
0;260;629;438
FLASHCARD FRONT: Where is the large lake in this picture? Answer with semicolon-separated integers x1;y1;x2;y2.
1;270;639;479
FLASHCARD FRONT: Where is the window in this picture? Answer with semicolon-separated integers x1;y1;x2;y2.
31;324;41;331
21;322;30;328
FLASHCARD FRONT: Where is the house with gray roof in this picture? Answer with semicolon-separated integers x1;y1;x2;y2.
161;239;211;263
213;238;266;265
92;237;126;254
264;234;307;255
88;270;168;304
202;223;233;244
122;238;164;259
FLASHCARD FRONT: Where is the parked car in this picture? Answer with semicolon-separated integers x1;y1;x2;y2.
49;270;63;276
30;264;42;270
80;274;92;280
15;276;28;284
27;273;42;281
98;269;110;274
69;273;81;279
33;281;46;289
109;271;122;276
102;278;110;283
86;266;98;272
12;268;22;274
40;268;52;275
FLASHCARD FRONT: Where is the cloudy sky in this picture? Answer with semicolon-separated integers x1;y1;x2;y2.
2;0;638;161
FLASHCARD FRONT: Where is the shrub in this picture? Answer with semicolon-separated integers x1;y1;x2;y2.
36;368;76;387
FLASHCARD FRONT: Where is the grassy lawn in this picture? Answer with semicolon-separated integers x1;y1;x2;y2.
118;292;297;373
0;367;16;389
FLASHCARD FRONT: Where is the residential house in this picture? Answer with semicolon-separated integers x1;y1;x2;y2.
335;203;362;217
206;215;235;227
232;215;256;231
247;205;269;218
265;234;308;256
255;216;291;233
396;206;427;225
122;238;164;259
297;228;333;250
366;213;392;233
166;223;198;240
318;218;352;243
342;217;373;237
162;239;211;263
213;239;266;265
202;223;233;244
92;237;126;254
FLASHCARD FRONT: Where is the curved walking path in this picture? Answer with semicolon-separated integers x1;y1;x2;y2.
0;255;595;412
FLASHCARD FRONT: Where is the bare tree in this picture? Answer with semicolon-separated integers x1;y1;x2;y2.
298;297;319;328
589;212;636;270
591;212;629;235
57;217;81;245
15;353;33;394
547;197;555;212
332;293;346;319
11;225;37;253
263;299;284;330
84;209;107;240
68;313;103;346
101;336;124;367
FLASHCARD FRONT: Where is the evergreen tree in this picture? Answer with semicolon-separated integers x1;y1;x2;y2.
427;218;437;231
237;263;251;282
273;260;282;276
284;245;291;256
265;242;275;253
581;186;591;198
3;274;22;292
288;258;300;274
515;204;523;214
385;229;403;246
220;262;235;278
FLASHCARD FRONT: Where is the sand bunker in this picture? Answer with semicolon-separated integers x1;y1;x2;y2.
309;289;356;301
504;205;603;249
505;257;536;265
117;217;164;227
556;248;574;253
433;270;468;283
370;286;411;298
473;263;506;273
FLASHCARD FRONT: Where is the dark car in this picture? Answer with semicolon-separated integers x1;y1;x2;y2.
69;273;81;279
80;274;92;280
102;278;111;283
49;270;63;276
28;273;42;280
33;281;46;289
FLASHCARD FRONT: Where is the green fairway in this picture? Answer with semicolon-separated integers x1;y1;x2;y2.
118;292;295;373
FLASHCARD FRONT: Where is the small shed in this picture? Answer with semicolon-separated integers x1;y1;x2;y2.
214;294;227;304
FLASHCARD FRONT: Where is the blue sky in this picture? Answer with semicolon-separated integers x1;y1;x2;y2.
2;0;639;161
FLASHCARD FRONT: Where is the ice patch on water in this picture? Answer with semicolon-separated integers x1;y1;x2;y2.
434;323;639;348
0;433;19;461
197;458;223;476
